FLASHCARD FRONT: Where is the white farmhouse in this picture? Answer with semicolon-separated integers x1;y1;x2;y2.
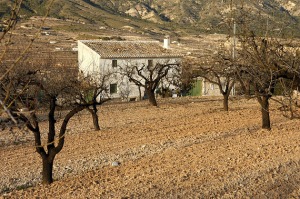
78;39;182;100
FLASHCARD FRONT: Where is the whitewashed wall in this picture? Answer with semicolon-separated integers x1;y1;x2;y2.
99;58;180;99
202;79;235;96
202;80;222;96
78;41;101;76
78;41;181;100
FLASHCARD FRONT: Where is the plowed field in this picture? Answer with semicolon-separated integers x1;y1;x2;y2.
1;97;300;198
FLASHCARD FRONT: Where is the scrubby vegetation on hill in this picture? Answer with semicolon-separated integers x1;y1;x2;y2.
2;0;300;35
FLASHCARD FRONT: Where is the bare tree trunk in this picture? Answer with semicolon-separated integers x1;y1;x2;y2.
237;76;251;97
260;96;271;130
41;155;55;184
138;86;142;101
41;97;56;184
91;110;100;130
223;93;229;111
87;107;100;130
43;105;85;185
146;89;157;106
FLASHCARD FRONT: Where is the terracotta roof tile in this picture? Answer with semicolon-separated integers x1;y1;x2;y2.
80;40;182;59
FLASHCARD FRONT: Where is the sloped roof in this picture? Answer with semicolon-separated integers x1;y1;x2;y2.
80;40;182;59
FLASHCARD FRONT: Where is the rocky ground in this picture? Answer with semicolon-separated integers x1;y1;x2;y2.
1;96;300;198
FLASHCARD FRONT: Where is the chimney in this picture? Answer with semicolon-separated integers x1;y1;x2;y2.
163;35;170;49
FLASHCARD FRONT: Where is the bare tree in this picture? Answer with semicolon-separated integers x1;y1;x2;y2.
0;0;54;120
1;53;112;184
79;72;113;130
175;59;196;97
119;60;180;106
0;0;24;120
0;0;22;42
188;52;236;111
275;78;300;119
235;7;300;129
119;80;131;101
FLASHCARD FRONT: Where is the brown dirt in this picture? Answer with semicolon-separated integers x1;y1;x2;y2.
1;97;300;198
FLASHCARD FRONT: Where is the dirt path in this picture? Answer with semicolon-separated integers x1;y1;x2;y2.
1;97;300;198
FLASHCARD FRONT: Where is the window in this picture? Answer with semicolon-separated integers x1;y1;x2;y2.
148;60;153;68
110;83;117;94
112;60;117;68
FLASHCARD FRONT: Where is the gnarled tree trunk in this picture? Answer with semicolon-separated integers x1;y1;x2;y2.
24;103;87;185
138;86;142;101
259;96;271;130
219;80;234;112
87;106;100;131
146;89;157;106
41;154;55;184
223;93;229;111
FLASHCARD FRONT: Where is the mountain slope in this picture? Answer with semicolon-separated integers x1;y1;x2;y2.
1;0;300;34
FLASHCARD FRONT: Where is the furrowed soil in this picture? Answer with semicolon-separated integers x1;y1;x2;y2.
1;97;300;198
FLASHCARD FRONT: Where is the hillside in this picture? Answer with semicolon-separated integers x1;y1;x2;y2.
1;0;300;34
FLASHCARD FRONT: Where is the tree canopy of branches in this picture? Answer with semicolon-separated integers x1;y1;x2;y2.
119;60;181;106
0;0;54;120
1;49;114;184
187;51;236;111
79;72;113;130
234;5;300;129
178;59;196;97
0;0;115;185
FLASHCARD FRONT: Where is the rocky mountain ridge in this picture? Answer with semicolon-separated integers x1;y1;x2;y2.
1;0;300;34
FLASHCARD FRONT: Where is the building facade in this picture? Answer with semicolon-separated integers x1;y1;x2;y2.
78;40;182;100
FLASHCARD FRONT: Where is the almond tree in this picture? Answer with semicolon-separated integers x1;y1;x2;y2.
236;8;300;129
189;53;236;111
177;59;195;97
239;36;300;129
1;55;112;184
0;0;22;42
0;0;54;120
79;72;113;130
120;60;180;106
275;78;300;119
0;0;24;119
